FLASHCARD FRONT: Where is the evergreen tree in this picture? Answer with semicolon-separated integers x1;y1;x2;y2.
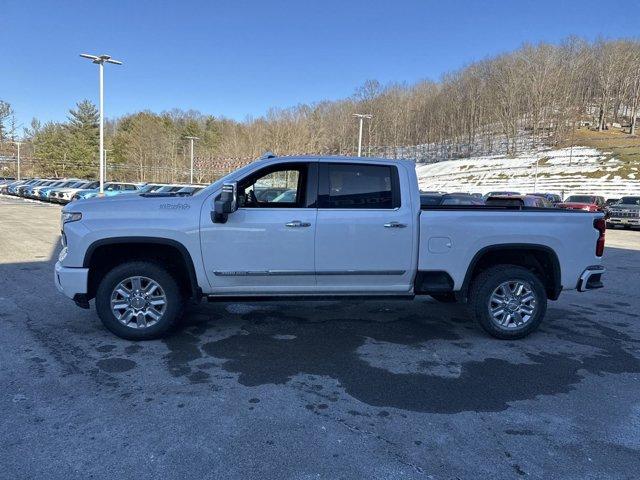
67;99;99;137
66;100;99;174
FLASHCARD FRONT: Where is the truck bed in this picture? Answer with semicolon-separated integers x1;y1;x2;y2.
418;207;602;292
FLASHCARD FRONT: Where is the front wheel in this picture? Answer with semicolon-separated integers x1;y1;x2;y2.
469;265;547;339
95;261;183;340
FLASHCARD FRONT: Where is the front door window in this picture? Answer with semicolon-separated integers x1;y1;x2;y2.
239;165;306;208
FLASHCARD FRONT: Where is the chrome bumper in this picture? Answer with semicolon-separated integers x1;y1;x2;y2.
577;265;605;292
608;217;640;225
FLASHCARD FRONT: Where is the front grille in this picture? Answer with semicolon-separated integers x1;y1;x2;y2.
610;210;640;218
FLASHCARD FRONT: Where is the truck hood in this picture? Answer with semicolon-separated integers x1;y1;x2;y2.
611;204;640;209
62;191;203;215
610;204;640;213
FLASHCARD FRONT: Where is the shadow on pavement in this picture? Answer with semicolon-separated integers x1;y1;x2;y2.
4;243;640;415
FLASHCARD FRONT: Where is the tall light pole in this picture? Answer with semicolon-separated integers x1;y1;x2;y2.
80;53;122;194
352;114;372;157
184;136;199;184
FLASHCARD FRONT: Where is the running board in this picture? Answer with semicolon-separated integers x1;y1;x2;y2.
206;294;415;303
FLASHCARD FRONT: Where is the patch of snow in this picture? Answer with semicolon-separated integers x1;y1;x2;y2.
415;146;640;198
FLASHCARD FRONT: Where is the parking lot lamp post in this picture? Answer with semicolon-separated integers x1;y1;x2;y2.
185;136;199;184
79;54;122;194
353;114;372;157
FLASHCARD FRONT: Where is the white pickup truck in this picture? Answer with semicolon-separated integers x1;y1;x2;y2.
55;155;606;340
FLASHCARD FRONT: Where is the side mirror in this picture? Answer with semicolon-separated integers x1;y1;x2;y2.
213;182;238;223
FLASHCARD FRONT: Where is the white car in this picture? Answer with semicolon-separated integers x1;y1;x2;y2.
50;181;99;204
55;155;606;340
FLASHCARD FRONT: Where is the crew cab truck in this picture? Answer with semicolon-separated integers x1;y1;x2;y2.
55;155;606;341
607;196;640;229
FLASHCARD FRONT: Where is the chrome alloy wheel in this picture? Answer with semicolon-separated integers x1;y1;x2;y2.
488;280;537;330
110;276;167;329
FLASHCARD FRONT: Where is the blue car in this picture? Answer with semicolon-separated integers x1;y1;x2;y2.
72;182;142;201
13;178;44;196
24;179;58;198
4;179;37;195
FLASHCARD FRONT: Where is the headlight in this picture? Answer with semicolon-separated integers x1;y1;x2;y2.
61;212;82;228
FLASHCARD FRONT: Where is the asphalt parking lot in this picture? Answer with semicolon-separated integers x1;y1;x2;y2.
1;195;639;480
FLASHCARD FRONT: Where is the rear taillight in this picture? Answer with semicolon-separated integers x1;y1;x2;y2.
594;218;606;257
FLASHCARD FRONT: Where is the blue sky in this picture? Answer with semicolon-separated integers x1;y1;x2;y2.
1;0;637;131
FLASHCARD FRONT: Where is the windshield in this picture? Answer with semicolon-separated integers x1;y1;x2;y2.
619;197;640;205
203;161;260;193
566;195;595;203
137;184;161;193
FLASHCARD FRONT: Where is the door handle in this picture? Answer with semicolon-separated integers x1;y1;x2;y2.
285;220;311;228
384;221;407;228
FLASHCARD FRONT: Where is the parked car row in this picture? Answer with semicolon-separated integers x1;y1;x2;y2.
3;177;636;230
0;178;206;204
420;191;559;208
419;190;639;229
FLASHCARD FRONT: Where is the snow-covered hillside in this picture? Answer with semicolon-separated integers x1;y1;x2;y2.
415;146;640;198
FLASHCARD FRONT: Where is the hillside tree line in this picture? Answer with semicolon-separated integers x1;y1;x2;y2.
1;37;639;182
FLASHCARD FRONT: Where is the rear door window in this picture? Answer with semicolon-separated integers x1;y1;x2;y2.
319;163;400;209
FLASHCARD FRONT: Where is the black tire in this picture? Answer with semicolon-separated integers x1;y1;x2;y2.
606;222;614;229
624;225;632;230
95;261;183;340
430;292;457;303
469;265;547;340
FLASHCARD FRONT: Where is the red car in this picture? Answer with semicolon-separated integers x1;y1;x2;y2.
557;195;606;212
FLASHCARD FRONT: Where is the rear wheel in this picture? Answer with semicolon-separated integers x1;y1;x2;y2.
95;261;183;340
470;265;547;339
